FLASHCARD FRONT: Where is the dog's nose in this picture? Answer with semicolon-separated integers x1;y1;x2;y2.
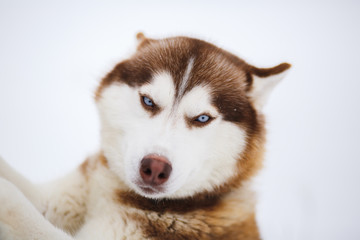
140;155;172;186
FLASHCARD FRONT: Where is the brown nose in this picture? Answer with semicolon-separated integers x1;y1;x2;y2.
140;155;172;186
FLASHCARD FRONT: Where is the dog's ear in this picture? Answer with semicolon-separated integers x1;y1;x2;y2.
246;62;291;109
136;32;153;50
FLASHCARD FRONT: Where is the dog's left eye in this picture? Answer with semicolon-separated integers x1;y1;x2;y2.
196;114;210;123
187;114;214;127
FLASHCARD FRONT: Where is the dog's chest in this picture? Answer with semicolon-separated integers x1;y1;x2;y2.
83;191;214;239
83;196;252;240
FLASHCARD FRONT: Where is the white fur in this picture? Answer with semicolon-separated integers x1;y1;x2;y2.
178;57;195;98
74;159;143;240
249;70;290;109
0;156;46;211
41;170;89;234
140;71;175;108
0;177;73;240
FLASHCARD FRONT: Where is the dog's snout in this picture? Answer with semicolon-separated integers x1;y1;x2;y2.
140;155;172;186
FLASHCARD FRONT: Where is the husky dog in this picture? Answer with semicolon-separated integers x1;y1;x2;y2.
0;33;290;240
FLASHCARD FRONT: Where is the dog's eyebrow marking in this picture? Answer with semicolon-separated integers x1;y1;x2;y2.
178;57;195;98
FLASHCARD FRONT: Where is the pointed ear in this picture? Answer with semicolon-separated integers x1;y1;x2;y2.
136;32;153;50
247;62;291;109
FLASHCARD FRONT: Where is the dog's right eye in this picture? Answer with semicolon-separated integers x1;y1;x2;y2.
143;96;154;107
140;95;160;115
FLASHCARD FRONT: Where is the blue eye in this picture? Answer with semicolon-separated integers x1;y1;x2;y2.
143;96;154;107
196;114;210;123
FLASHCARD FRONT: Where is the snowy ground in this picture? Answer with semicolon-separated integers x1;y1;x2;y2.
0;1;359;239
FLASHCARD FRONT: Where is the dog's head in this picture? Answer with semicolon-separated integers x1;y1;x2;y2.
95;33;290;199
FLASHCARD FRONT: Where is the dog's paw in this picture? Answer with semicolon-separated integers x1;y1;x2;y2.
0;177;24;210
0;178;31;223
0;178;28;239
0;178;73;240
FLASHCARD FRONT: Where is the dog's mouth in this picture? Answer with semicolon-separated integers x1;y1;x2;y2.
136;183;165;196
139;186;158;194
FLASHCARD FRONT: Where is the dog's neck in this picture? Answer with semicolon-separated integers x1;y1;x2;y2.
115;189;224;214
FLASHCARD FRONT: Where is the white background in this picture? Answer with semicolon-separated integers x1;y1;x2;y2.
0;1;359;239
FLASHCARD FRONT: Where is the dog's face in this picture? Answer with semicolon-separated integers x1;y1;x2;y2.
96;34;290;199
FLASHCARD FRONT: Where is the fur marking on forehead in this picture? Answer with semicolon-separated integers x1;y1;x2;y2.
177;57;195;99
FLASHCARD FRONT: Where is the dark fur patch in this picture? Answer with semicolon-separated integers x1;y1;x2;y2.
79;158;90;178
124;205;260;240
250;62;291;78
116;190;221;214
79;153;108;180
